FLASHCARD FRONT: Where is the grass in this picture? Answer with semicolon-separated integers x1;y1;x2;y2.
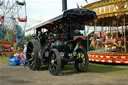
0;56;128;75
62;63;128;75
0;56;9;64
88;63;128;75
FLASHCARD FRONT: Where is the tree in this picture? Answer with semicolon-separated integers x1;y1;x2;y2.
24;34;33;42
4;26;15;42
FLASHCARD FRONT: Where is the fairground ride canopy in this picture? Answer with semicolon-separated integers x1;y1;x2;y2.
82;0;128;26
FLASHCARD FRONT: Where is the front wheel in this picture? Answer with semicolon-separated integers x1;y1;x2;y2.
26;40;41;71
48;49;61;76
74;48;89;72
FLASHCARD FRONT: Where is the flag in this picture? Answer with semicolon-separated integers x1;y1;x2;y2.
85;0;88;3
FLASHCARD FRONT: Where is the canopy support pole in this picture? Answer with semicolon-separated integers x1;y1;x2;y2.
101;22;104;38
1;17;5;41
117;21;119;38
101;22;104;49
112;19;114;37
94;19;97;50
87;25;89;51
123;17;126;52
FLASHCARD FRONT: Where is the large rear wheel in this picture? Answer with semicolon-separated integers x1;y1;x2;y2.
74;48;89;72
26;39;41;70
48;49;61;76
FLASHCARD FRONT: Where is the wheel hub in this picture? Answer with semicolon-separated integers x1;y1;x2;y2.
77;58;83;63
51;60;55;64
31;52;34;56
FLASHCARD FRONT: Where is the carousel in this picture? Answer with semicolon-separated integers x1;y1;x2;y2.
82;0;128;64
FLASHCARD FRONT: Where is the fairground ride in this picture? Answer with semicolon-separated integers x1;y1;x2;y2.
0;0;27;56
82;0;128;64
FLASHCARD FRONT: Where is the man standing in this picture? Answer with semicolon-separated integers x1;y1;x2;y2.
23;45;27;59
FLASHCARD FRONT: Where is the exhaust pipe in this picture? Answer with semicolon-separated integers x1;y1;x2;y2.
62;0;67;11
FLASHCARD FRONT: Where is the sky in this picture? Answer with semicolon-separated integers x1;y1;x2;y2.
25;0;98;35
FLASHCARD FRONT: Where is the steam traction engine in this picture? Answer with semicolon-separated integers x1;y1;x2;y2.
26;8;97;75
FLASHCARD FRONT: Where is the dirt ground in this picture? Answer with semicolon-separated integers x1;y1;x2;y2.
0;64;128;85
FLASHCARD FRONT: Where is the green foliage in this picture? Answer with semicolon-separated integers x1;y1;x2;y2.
24;35;33;42
4;25;14;42
4;27;14;42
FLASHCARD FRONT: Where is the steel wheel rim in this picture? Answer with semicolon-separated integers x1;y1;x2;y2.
27;42;35;69
76;50;86;71
49;52;57;74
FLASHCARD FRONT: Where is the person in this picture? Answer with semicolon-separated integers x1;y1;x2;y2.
23;45;27;59
116;33;122;46
105;33;113;44
112;33;118;46
89;36;96;50
104;33;114;50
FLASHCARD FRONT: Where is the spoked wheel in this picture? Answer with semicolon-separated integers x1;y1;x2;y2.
26;40;41;71
48;49;61;76
75;48;89;72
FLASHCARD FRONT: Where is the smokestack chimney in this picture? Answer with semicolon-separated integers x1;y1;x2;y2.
62;0;67;11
